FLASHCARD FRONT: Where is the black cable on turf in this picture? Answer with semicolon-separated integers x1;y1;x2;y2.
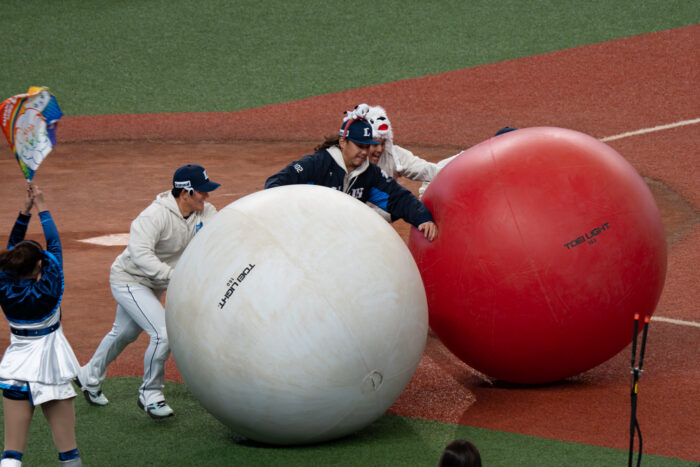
628;314;650;467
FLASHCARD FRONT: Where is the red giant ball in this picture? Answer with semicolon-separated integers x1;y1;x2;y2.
409;127;667;384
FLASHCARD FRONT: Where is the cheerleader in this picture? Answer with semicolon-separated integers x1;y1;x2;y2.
0;184;81;466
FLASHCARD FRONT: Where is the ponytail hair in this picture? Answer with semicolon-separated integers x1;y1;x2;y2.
0;240;44;277
314;134;341;152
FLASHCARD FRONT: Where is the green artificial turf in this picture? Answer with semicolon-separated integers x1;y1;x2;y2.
0;0;697;115
1;377;694;466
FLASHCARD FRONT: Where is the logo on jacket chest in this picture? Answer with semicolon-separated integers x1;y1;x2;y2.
349;187;364;199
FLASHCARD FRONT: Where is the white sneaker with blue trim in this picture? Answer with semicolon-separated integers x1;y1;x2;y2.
138;399;174;419
73;377;109;406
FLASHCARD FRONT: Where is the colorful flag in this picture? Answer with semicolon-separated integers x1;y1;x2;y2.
1;86;63;180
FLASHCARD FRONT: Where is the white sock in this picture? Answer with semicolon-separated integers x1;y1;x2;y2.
0;458;22;467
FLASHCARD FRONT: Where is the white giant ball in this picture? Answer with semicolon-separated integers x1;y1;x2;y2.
165;185;428;445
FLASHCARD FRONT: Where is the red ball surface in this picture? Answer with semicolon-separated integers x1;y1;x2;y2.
409;127;667;384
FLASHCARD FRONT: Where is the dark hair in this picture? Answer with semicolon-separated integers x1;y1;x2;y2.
314;134;340;152
0;240;43;277
438;439;482;467
171;187;184;198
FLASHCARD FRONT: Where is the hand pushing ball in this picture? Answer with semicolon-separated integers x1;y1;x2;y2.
409;127;666;384
166;185;428;444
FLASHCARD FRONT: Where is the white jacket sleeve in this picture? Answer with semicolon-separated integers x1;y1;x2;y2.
418;153;461;198
127;209;173;281
201;202;218;221
394;145;439;182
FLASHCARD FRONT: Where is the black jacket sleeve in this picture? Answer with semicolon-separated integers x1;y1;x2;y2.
265;154;320;189
367;166;434;227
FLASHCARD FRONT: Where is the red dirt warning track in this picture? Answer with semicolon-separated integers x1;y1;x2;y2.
0;25;698;462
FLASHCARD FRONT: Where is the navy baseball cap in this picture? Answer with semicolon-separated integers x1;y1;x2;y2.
173;164;221;192
494;126;517;136
339;119;381;145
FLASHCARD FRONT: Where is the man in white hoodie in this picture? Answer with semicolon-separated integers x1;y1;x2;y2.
75;165;219;419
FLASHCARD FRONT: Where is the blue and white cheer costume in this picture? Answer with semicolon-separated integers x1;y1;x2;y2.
0;211;80;406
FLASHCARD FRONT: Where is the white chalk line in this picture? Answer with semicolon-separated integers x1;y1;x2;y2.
650;316;700;328
603;117;700;329
602;118;700;330
77;233;129;246
600;118;700;142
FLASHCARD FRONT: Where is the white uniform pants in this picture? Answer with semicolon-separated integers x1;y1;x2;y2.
80;283;169;406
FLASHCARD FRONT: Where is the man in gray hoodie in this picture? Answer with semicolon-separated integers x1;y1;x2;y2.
75;165;219;419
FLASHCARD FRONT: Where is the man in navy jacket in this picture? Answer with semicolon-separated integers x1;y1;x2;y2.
265;118;438;241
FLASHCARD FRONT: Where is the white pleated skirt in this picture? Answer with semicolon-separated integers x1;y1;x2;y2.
0;323;80;406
